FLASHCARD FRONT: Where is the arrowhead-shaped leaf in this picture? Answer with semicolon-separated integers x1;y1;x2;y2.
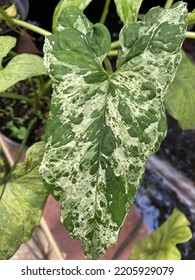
165;51;195;130
0;142;48;259
129;208;192;260
40;3;188;259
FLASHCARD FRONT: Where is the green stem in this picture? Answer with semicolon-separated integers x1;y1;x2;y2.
31;79;40;114
9;117;37;173
37;76;45;98
12;18;51;36
111;40;120;49
185;31;195;39
44;78;52;92
0;6;24;34
0;5;15;27
0;92;32;103
99;0;111;24
108;50;118;56
0;117;37;200
164;0;174;9
103;57;113;73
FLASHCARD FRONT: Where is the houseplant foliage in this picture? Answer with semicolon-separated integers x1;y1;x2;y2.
0;0;193;260
0;35;49;143
0;35;46;92
129;208;192;260
0;142;48;259
40;2;188;259
165;50;195;129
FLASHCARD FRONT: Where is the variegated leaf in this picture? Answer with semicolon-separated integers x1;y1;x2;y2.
0;142;48;259
114;0;144;23
40;3;188;259
52;0;93;32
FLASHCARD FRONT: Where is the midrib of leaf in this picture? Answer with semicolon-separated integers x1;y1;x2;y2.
92;75;112;249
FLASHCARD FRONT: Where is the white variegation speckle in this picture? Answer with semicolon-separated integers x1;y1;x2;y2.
40;3;188;259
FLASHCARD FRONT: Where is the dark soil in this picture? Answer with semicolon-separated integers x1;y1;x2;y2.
0;76;51;146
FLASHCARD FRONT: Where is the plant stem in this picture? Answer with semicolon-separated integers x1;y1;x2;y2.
37;76;45;97
108;50;118;56
0;5;15;27
44;79;52;92
103;57;113;73
185;31;195;39
0;92;32;103
9;117;37;173
99;0;111;24
0;6;25;34
111;40;120;49
164;0;174;9
12;18;51;36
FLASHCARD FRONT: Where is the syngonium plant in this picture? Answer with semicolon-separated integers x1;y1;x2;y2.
39;1;189;259
0;0;194;259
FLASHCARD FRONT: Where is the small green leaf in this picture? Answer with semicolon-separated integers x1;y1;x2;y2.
0;53;47;92
0;36;16;69
40;3;187;259
114;0;144;23
188;9;195;25
52;0;93;32
0;142;48;259
129;209;192;260
165;51;195;130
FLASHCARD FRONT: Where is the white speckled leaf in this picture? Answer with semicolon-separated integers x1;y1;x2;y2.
0;142;48;259
40;3;187;259
52;0;93;32
114;0;143;23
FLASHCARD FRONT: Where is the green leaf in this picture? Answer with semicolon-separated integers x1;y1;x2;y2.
114;0;144;23
164;51;195;130
52;0;93;32
0;53;47;92
0;142;48;259
188;9;195;25
0;36;16;69
40;3;188;259
129;208;192;260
